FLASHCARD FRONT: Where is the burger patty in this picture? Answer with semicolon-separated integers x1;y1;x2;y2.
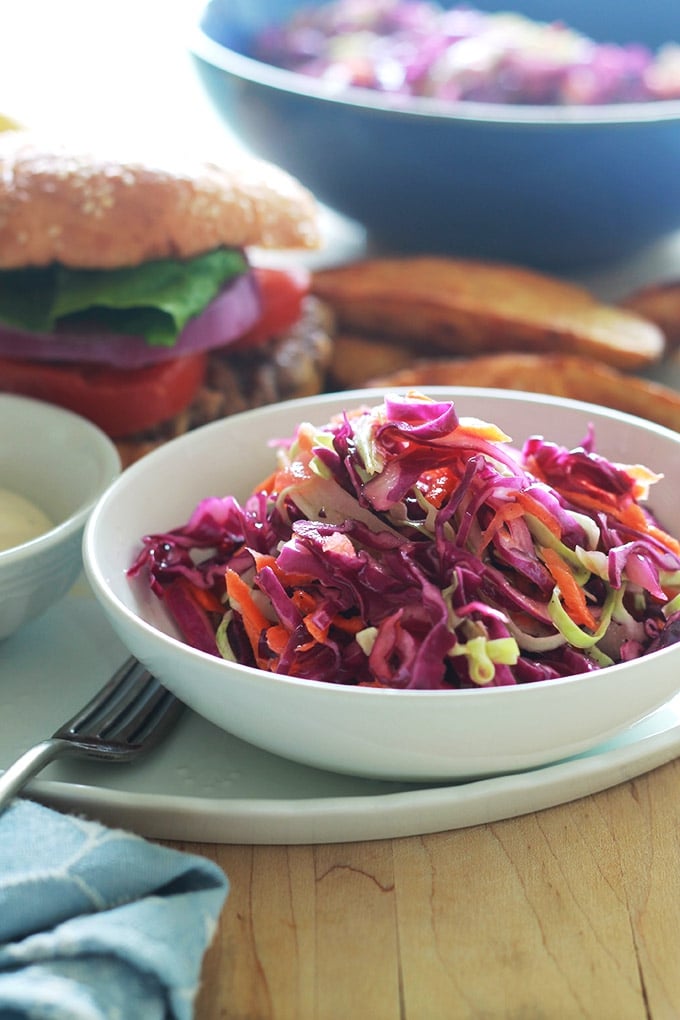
198;295;334;422
116;295;334;467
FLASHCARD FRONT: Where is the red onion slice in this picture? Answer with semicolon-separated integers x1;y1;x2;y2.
0;271;262;369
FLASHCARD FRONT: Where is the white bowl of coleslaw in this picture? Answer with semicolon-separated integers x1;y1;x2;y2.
83;388;680;781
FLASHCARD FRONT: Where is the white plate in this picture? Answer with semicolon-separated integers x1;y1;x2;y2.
1;576;680;845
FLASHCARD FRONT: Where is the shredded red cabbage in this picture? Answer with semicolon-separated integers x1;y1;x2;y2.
253;0;680;106
129;394;680;690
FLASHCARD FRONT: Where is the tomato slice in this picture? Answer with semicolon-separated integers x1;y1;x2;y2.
416;466;459;508
0;353;206;438
231;265;310;350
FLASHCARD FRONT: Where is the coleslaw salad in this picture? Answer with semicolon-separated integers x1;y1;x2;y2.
129;393;680;690
253;0;680;106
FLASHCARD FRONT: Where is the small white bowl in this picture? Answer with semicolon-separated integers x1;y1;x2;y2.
0;394;120;640
83;388;680;781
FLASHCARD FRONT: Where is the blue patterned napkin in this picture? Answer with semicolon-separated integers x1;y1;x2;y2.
0;799;229;1020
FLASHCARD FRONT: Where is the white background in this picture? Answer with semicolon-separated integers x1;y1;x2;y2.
0;0;231;155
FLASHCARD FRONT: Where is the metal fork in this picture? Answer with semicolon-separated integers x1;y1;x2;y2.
0;657;184;812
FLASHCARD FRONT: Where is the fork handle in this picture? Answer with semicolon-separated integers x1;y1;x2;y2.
0;738;75;812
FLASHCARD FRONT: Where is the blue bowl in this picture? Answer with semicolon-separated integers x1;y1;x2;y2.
190;0;680;268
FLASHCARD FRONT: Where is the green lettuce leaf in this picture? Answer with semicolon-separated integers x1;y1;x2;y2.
0;247;248;346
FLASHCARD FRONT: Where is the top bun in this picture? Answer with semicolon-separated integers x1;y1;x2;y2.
0;131;320;269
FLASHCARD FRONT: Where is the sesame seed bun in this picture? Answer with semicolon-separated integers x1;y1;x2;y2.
0;131;320;269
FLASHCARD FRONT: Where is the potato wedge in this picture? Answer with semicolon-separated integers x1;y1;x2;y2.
621;280;680;351
329;333;415;389
313;257;665;371
367;352;680;433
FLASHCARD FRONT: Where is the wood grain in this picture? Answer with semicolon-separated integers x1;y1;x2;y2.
167;758;680;1019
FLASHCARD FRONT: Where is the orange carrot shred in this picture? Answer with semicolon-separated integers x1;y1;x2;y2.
278;568;318;587
646;522;680;557
515;490;562;538
557;490;648;530
250;551;278;573
185;583;224;614
541;546;598;631
614;501;650;530
292;589;317;615
225;568;271;667
332;614;366;634
304;613;329;644
253;470;278;496
296;639;317;653
479;502;524;551
266;624;290;656
456;420;511;443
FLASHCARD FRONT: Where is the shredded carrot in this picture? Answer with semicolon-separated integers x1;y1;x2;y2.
268;423;318;494
478;502;524;551
515;490;562;538
183;582;224;614
253;470;278;496
646;522;680;557
250;551;278;573
541;546;598;631
607;500;650;530
624;463;663;500
280;569;319;587
225;568;271;667
248;554;367;643
304;612;329;644
545;488;680;557
292;589;317;615
225;569;270;629
295;422;317;452
456;417;511;443
332;614;366;634
296;638;317;654
265;623;290;656
305;610;365;644
556;489;648;530
250;550;317;589
513;610;544;632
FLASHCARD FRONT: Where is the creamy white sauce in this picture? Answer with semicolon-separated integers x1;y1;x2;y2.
0;487;53;552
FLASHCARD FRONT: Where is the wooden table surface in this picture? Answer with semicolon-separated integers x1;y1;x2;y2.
162;755;680;1020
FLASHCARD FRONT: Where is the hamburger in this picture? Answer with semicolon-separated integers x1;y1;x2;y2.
0;130;334;465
